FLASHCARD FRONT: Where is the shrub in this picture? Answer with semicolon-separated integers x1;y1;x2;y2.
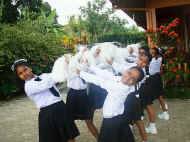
97;32;146;45
165;87;190;99
0;23;69;99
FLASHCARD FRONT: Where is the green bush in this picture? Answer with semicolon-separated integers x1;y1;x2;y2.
97;32;146;45
165;87;190;99
0;23;69;99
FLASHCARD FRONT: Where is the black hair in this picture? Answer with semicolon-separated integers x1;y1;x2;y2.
140;54;150;64
151;48;161;60
139;45;149;53
152;48;159;55
139;46;152;59
130;66;145;83
11;59;29;73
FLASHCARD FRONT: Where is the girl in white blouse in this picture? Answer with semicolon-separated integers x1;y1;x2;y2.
11;59;79;142
80;66;145;142
144;48;170;135
66;53;99;139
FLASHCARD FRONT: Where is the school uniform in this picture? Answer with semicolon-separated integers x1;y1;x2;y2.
110;61;143;122
88;83;107;110
66;75;92;120
112;61;137;75
124;86;142;123
138;67;154;109
87;66;116;110
87;65;124;110
80;70;135;142
147;57;164;100
87;63;142;123
125;54;138;63
24;73;79;142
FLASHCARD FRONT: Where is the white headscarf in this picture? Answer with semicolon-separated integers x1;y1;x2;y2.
51;56;69;82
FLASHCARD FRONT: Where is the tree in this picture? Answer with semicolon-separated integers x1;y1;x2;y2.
62;0;145;44
41;2;51;17
79;0;128;42
19;0;43;20
1;0;20;23
0;0;44;23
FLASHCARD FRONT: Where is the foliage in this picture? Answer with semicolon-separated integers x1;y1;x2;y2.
0;7;71;99
0;0;49;23
162;47;190;88
146;17;190;98
1;0;20;23
98;29;146;45
165;87;190;99
147;18;181;48
80;0;115;42
63;0;145;44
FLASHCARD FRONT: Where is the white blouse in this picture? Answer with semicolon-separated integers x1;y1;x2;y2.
149;57;162;75
67;76;87;90
24;73;62;109
112;62;137;75
67;54;87;90
80;69;133;119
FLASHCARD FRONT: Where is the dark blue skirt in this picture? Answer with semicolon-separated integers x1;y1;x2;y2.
145;73;164;100
66;89;92;120
139;83;154;108
88;83;107;110
98;115;135;142
124;93;142;122
39;101;79;142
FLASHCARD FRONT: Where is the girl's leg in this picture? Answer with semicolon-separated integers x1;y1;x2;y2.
146;105;156;122
158;96;168;111
85;119;99;139
68;139;75;142
145;105;157;134
158;96;170;120
135;120;148;141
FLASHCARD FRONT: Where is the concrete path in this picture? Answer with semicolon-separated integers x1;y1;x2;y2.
0;93;190;142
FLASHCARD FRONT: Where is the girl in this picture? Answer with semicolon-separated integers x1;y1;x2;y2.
149;48;169;120
145;48;170;134
125;47;138;63
80;66;145;142
66;54;99;139
139;57;158;134
122;55;150;142
11;59;79;142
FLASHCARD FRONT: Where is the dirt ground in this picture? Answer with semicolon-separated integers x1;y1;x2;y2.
0;92;190;142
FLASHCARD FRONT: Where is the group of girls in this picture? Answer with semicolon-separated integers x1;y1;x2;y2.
11;44;169;142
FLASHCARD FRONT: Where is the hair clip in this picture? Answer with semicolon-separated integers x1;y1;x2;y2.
11;59;27;72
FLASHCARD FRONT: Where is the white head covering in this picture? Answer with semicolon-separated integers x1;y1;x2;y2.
77;45;88;53
51;56;69;82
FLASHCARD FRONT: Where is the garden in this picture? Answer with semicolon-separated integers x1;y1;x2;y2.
0;0;145;100
147;17;190;99
0;0;189;100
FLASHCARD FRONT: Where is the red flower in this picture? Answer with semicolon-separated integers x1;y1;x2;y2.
173;18;181;25
168;47;174;51
173;33;179;38
168;60;174;64
175;74;181;79
168;23;177;28
168;31;175;36
159;25;165;30
162;29;168;35
171;68;178;73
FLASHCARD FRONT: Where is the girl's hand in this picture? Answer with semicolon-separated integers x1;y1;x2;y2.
106;59;113;65
76;69;80;74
